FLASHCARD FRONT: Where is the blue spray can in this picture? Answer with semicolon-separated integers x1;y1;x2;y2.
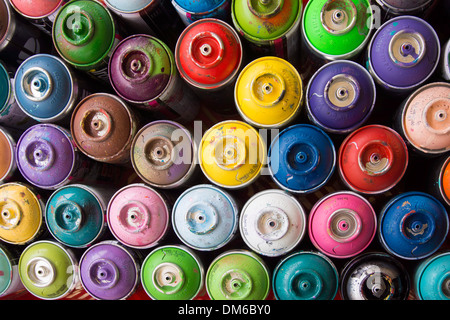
272;251;339;300
379;192;449;260
414;252;450;300
172;184;239;251
171;0;230;26
268;124;336;194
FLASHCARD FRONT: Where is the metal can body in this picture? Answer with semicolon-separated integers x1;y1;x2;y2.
366;16;440;94
53;0;122;83
395;82;450;156
172;0;231;25
414;252;450;300
235;56;303;129
109;34;199;123
0;244;25;297
338;125;408;194
45;184;113;248
0;182;45;245
14;54;92;124
104;0;184;49
175;18;242;114
240;189;307;257
308;191;377;259
18;240;79;300
16;124;102;190
80;240;141;300
9;0;66;36
0;126;19;182
442;38;450;81
107;183;170;249
375;0;436;19
379;192;449;260
0;62;35;129
206;249;270;300
172;184;239;251
302;0;373;61
272;251;338;300
0;0;52;67
232;0;302;65
268;124;335;194
198;120;266;189
340;252;410;300
306;60;376;134
141;245;204;300
71;93;139;165
131;120;197;189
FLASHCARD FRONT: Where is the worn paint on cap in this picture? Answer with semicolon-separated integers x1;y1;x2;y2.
199;120;266;189
0;182;44;245
235;56;303;128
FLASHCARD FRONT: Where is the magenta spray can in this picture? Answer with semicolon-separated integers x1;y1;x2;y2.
308;191;377;259
107;183;170;249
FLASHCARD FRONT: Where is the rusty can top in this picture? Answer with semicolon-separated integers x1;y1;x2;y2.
400;82;450;155
71;93;138;164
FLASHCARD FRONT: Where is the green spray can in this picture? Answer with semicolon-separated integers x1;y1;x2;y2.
140;245;204;300
300;0;373;80
52;0;123;83
206;249;270;300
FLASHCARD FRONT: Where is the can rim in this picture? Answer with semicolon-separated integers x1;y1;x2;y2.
14;54;76;123
104;0;154;14
375;0;434;14
171;184;239;251
44;184;107;249
0;63;12;112
9;0;64;19
239;189;307;257
367;15;441;93
172;0;229;16
439;156;450;206
415;251;450;300
0;245;15;296
79;240;140;300
130;120;197;189
140;244;204;300
305;59;376;134
0;0;13;49
0;126;17;182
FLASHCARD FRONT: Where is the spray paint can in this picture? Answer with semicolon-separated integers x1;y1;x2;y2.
71;93;139;165
172;0;231;25
80;240;141;300
414;251;450;300
172;184;239;251
18;240;79;300
45;184;114;249
16;124;117;190
206;249;270;300
107;183;169;249
0;182;45;245
141;245;204;300
268;124;335;194
272;251;339;300
300;0;373;80
0;126;20;182
109;34;200;123
374;0;437;20
52;0;123;84
0;244;25;297
366;16;440;95
198;120;266;189
131;120;197;189
340;252;410;300
338;125;408;194
0;62;36;130
306;60;376;134
441;38;450;81
14;54;93;124
379;192;449;260
240;189;307;257
429;155;450;207
8;0;67;36
308;191;377;259
395;82;450;156
231;0;302;66
235;56;303;129
0;0;53;68
175;18;242;115
104;0;185;49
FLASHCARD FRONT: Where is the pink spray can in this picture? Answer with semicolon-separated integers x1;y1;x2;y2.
308;191;377;259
